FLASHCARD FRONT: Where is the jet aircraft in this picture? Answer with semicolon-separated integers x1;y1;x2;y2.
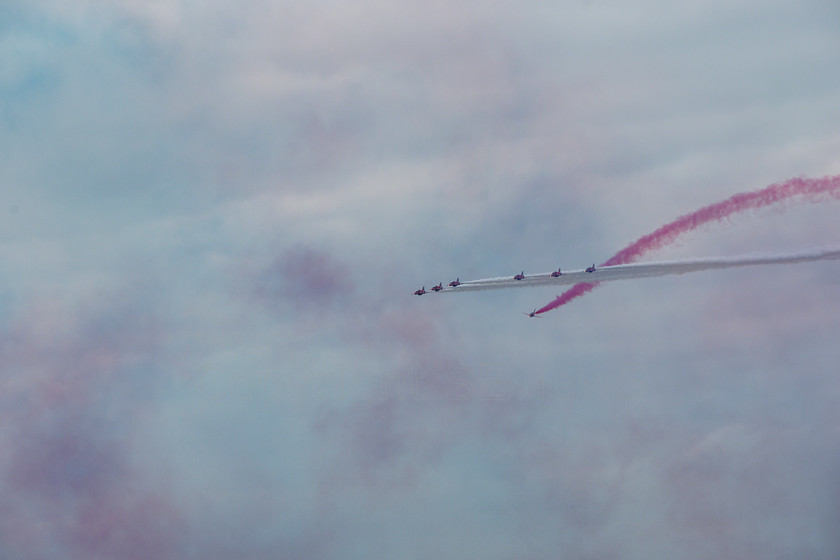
448;278;461;287
514;271;525;280
550;268;562;277
414;286;426;296
585;264;597;273
522;309;542;318
431;283;443;292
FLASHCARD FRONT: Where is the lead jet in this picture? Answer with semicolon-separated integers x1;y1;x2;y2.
414;286;426;296
522;309;542;318
514;271;525;281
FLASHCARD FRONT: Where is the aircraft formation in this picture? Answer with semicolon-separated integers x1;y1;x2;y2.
414;265;598;295
413;264;598;316
414;245;840;316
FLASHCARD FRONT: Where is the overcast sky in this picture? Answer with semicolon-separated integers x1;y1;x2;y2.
2;0;840;558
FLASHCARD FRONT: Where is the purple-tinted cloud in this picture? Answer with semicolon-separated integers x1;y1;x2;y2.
0;300;184;560
257;245;353;310
250;245;480;495
664;424;840;559
5;0;840;557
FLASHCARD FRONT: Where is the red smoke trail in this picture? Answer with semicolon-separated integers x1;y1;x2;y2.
536;175;840;314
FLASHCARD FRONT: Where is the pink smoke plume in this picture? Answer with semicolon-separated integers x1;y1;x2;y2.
536;175;840;314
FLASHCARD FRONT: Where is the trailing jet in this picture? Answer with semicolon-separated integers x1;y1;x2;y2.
448;278;461;287
414;286;426;296
586;264;597;273
514;271;525;281
522;309;542;318
550;268;562;277
430;283;443;292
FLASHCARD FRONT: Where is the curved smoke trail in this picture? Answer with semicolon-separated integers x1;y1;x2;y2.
536;175;840;314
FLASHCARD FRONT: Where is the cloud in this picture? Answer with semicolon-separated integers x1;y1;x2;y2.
0;298;184;559
664;423;840;559
3;0;840;557
258;245;353;310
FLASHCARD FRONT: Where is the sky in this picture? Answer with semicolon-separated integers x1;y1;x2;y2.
2;0;840;558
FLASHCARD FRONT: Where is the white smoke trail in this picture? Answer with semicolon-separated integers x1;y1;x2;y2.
431;247;840;294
